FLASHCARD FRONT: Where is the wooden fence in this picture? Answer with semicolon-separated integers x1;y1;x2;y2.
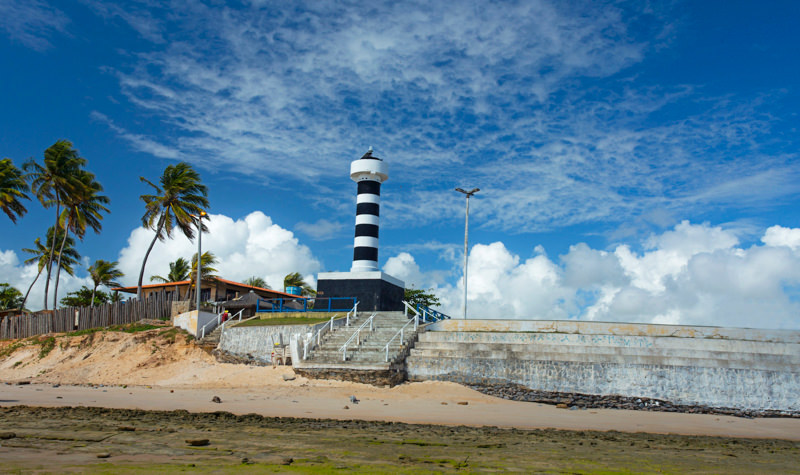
0;292;174;340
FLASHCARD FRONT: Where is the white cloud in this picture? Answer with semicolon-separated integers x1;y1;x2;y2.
0;0;70;51
117;211;321;292
294;219;346;241
388;221;800;329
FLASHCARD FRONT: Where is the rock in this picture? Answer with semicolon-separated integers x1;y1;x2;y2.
457;401;468;406
16;381;30;385
211;396;222;403
186;439;210;446
343;405;350;410
281;457;294;465
350;395;359;404
96;453;111;459
556;403;568;409
117;426;135;432
441;402;448;405
282;374;296;381
0;432;16;440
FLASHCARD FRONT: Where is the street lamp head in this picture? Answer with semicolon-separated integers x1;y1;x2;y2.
455;187;480;197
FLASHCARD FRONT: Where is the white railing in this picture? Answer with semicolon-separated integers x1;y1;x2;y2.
339;312;376;361
403;300;420;319
200;308;245;339
345;301;359;326
303;314;338;360
383;313;419;362
219;309;245;335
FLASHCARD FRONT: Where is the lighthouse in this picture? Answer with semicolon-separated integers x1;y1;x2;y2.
316;148;405;311
350;147;387;272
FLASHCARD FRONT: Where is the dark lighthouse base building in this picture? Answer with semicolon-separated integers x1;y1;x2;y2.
317;271;404;312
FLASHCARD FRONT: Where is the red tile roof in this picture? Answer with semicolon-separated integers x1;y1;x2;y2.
113;278;301;299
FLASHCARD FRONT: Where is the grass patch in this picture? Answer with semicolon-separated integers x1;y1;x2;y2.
37;336;56;359
0;340;24;358
64;322;162;338
234;317;332;327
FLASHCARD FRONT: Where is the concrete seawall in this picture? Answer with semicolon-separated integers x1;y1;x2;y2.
406;320;800;411
219;322;328;364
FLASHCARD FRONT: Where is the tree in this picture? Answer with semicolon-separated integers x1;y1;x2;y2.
150;257;192;283
52;170;109;308
24;140;87;310
404;287;441;310
0;158;30;223
243;276;270;289
60;286;109;307
283;272;316;296
185;251;218;300
138;162;209;300
0;283;24;310
88;260;123;307
20;227;80;310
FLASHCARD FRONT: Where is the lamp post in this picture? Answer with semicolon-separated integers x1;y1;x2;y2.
192;211;207;312
455;187;479;319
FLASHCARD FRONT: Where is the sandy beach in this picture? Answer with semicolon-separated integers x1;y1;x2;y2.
1;327;799;440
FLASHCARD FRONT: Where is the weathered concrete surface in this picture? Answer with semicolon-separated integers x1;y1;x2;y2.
219;322;327;364
407;320;800;412
172;310;217;337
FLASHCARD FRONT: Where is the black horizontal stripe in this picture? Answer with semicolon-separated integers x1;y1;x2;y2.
355;224;379;238
356;202;380;216
353;246;378;262
357;181;381;196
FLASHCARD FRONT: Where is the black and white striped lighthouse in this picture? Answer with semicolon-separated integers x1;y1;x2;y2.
350;147;388;272
316;147;405;312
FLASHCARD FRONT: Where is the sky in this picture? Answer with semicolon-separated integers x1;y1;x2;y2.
1;0;800;329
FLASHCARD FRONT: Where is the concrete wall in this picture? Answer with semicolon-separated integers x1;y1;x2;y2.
219;320;337;364
172;310;217;337
407;320;800;411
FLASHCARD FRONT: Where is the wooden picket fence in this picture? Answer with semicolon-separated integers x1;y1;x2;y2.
0;292;174;340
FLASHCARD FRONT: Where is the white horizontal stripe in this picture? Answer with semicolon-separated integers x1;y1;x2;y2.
356;194;380;204
351;260;379;272
354;236;379;248
355;214;380;226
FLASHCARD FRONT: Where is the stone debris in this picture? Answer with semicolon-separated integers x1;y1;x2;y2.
186;439;210;446
350;395;359;404
211;396;222;404
282;374;296;381
468;383;800;419
96;453;111;459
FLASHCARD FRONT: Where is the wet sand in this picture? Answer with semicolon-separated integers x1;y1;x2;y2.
2;381;800;441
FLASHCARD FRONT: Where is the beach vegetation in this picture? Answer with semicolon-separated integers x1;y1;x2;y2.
243;276;269;289
88;259;124;307
137;162;209;300
0;157;30;223
0;283;24;310
60;286;109;307
20;227;80;310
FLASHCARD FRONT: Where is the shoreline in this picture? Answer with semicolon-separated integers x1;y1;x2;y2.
3;381;800;441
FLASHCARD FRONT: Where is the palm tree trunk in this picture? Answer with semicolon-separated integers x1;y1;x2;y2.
21;268;43;311
43;200;61;310
90;284;97;308
137;218;164;300
52;224;70;309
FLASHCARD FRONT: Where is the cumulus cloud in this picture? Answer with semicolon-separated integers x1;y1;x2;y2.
385;221;800;329
117;211;321;292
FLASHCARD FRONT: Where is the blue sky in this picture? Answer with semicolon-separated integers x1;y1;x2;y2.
2;0;800;328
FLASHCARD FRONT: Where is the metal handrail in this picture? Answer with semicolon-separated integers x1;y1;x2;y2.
417;305;451;322
199;310;222;339
219;309;245;335
303;314;337;360
345;301;359;326
383;314;419;362
339;312;376;361
403;300;420;319
257;296;357;313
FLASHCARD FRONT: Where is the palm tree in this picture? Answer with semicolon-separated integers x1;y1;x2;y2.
0;158;30;223
52;171;109;308
151;257;192;298
185;251;218;300
24;140;87;310
88;260;124;307
150;257;192;283
20;227;80;310
138;162;209;299
243;276;270;289
0;284;24;311
283;272;316;296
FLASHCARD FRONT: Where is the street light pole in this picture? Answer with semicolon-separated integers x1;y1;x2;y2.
455;187;479;319
193;211;207;312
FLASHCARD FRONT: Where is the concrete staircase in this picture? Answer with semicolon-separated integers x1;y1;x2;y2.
198;325;224;351
295;311;422;385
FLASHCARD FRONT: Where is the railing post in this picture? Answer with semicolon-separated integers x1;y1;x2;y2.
400;328;404;344
304;342;308;360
